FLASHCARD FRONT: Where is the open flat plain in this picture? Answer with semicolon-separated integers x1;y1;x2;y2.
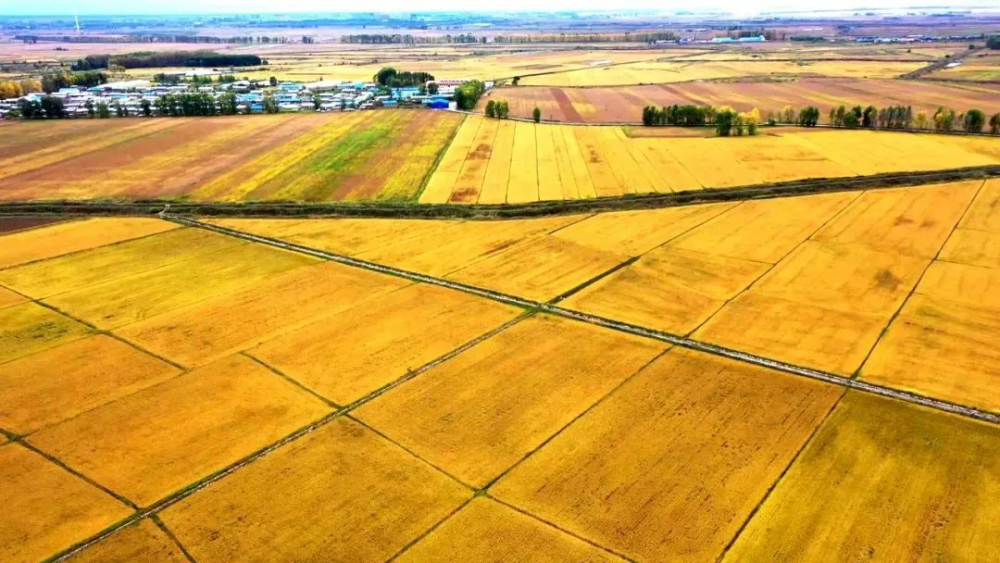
3;178;998;561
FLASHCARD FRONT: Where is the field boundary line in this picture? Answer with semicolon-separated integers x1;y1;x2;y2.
150;515;199;563
714;388;848;563
167;214;1000;426
4;167;999;220
851;178;988;380
487;495;639;563
44;312;531;563
480;348;672;492
684;189;865;337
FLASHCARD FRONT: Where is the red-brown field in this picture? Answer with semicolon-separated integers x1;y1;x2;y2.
481;78;1000;123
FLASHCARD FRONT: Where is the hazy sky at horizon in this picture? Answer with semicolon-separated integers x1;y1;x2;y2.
3;1;993;17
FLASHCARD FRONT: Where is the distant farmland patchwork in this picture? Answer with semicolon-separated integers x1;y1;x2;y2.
2;193;998;560
0;111;462;202
481;78;1000;123
421;116;1000;203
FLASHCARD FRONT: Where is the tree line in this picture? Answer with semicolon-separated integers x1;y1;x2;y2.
15;34;287;45
0;71;107;99
372;67;435;88
71;51;263;71
827;104;997;134
641;103;998;135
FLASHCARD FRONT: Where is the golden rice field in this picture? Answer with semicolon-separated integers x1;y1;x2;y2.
420;117;1000;203
0;111;462;202
518;59;927;86
2;188;999;562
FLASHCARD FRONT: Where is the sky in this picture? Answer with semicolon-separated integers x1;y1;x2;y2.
2;1;991;16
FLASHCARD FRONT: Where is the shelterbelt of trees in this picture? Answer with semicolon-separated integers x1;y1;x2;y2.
71;51;263;71
641;104;1000;135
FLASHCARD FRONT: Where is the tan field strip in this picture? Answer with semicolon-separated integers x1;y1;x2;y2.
28;354;331;506
249;283;522;405
446;235;629;302
518;59;927;87
397;497;625;562
355;315;664;487
423;117;1000;204
160;418;471;563
64;520;189;563
0;335;180;435
45;242;317;330
477;120;516;204
0;228;242;299
492;348;842;562
1;444;132;563
115;262;409;368
723;392;1000;562
0;218;178;269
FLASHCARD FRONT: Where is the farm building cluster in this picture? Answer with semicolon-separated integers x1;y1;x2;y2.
0;75;466;118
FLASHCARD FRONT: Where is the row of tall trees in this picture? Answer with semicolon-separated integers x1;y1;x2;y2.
484;99;510;119
826;104;997;133
71;51;262;71
715;107;763;136
642;105;713;126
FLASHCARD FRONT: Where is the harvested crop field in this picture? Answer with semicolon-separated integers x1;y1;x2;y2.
3;202;999;561
518;59;927;86
0;111;462;203
420;117;1000;203
480;78;1000;123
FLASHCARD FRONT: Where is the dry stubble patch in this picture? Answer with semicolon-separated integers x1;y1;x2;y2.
811;181;981;259
939;228;1000;269
356;215;582;278
65;519;189;563
0;444;132;563
723;392;1000;562
116;261;410;368
0;302;93;365
250;283;522;405
0;228;242;299
551;203;733;256
161;418;471;563
562;247;769;335
0;218;178;269
492;348;842;562
45;242;317;330
670;192;857;263
0;335;181;435
397;497;624;563
447;235;629;302
355;315;664;487
28;354;331;506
